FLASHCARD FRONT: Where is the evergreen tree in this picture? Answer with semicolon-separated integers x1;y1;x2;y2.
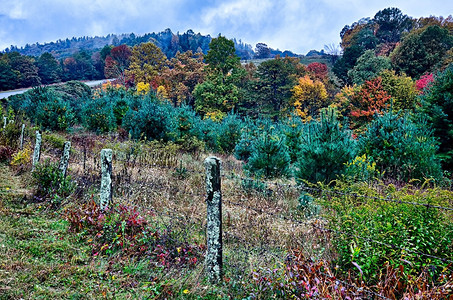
245;128;291;179
359;111;442;181
295;107;357;184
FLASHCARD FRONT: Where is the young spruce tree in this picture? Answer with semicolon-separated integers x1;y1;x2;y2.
295;107;357;184
245;127;291;179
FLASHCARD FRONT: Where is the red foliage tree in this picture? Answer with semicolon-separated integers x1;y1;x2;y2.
307;62;328;80
415;73;434;93
104;44;131;84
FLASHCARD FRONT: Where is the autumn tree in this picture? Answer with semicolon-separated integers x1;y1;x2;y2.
194;35;245;118
126;42;167;85
379;70;418;110
291;75;328;119
104;44;132;84
307;62;328;81
160;50;206;107
349;77;391;129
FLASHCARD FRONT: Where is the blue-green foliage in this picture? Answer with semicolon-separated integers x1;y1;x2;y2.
295;107;357;184
9;86;75;131
216;113;244;153
122;97;174;141
245;127;291;179
359;111;442;181
280;115;304;163
81;94;117;134
419;65;453;168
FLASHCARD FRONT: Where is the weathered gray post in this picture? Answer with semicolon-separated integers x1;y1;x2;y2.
59;141;71;178
19;124;25;150
2;117;6;129
100;149;112;210
32;131;42;170
204;156;222;283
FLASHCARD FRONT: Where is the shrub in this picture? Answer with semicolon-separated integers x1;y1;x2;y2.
343;154;380;182
0;120;22;148
122;98;172;141
321;183;453;283
216;113;244;153
245;128;291;179
43;133;66;150
359;111;442;181
0;145;13;162
81;94;116;133
295;107;357;184
66;200;202;266
280;115;304;163
419;65;453;168
10;146;32;167
35;96;75;131
32;159;75;205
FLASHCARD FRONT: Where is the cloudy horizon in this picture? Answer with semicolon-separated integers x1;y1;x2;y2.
1;0;452;55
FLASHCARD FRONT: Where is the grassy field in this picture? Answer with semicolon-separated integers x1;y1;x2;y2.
1;129;452;299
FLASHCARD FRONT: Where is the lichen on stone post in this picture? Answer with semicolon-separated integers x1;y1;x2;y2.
19;124;25;150
32;131;42;171
100;149;113;210
59;141;71;178
204;156;222;283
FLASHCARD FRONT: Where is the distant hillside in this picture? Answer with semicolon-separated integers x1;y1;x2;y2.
2;28;301;60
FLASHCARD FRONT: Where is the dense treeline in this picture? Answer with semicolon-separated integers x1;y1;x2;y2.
0;28;303;91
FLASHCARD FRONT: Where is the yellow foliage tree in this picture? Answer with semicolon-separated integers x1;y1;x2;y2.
136;82;150;95
125;42;166;85
292;75;328;119
156;85;170;102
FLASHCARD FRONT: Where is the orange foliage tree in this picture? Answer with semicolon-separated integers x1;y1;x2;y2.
291;75;328;120
349;77;391;128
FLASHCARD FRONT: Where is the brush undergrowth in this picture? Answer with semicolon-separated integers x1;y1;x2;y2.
2;130;453;299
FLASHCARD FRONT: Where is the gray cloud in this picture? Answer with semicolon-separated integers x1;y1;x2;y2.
0;0;452;54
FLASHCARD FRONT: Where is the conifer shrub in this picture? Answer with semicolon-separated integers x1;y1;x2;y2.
359;111;442;181
82;94;117;133
419;64;453;168
295;107;357;184
280;115;304;163
122;98;173;141
234;120;258;162
216;113;244;153
245;128;291;179
36;96;75;131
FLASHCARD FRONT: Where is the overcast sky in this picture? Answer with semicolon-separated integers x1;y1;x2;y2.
1;0;452;55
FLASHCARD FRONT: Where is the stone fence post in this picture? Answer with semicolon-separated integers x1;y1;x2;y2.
59;141;71;178
204;156;222;283
32;131;41;170
19;124;25;150
100;149;112;210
